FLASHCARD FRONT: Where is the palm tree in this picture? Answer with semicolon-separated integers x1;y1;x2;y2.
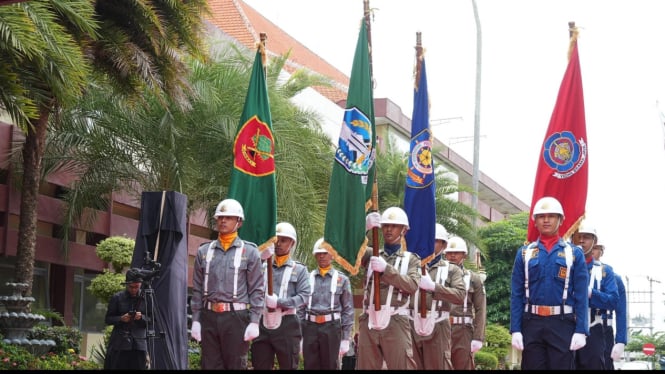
47;40;335;269
374;138;481;249
0;0;98;295
0;0;210;295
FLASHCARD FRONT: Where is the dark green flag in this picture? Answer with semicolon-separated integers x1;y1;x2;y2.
228;44;276;249
323;19;376;275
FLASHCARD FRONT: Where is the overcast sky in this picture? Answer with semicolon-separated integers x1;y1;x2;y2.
244;0;665;328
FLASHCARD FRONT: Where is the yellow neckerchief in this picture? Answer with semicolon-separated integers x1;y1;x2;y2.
318;264;332;277
218;232;238;252
275;253;290;267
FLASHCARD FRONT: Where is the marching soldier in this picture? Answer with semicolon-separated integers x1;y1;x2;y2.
510;196;589;370
301;237;355;370
410;223;466;369
574;221;618;370
358;207;421;370
445;235;487;370
251;222;311;370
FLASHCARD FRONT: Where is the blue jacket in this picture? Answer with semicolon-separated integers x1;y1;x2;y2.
510;238;589;335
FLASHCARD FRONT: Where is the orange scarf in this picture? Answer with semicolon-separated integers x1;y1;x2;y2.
275;254;290;267
318;265;332;277
218;232;238;251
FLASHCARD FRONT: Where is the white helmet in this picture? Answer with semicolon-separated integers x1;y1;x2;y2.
531;196;564;221
380;207;409;229
443;236;468;254
435;223;449;241
312;237;328;255
214;198;244;220
276;222;297;244
577;221;597;238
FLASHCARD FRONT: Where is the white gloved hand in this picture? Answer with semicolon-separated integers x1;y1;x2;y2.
265;293;278;309
339;339;350;356
511;332;524;351
588;287;593;298
611;343;625;361
366;212;381;231
569;333;587;351
470;340;483;353
244;322;260;341
260;244;275;260
191;321;201;342
419;274;435;291
369;256;387;273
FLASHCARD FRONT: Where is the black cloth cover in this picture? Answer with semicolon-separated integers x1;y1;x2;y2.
131;191;189;370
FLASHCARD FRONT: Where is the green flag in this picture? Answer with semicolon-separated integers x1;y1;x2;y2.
227;44;276;249
323;19;376;275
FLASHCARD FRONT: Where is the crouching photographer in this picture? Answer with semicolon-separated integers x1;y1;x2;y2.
104;268;149;370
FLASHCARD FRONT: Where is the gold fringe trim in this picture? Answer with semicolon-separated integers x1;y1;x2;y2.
567;26;579;62
258;236;277;252
323;238;369;276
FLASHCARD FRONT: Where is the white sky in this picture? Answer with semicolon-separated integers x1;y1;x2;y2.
244;0;665;329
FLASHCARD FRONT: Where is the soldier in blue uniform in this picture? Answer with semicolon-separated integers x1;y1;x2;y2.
510;196;589;370
592;242;627;369
574;221;619;370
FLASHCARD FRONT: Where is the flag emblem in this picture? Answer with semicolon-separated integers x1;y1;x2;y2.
407;140;432;186
233;115;275;176
542;130;587;179
335;107;375;176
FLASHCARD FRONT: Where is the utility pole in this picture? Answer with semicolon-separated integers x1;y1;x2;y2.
470;0;482;260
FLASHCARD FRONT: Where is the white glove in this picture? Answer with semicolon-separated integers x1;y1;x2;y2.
339;339;350;355
260;244;274;260
588;287;592;298
569;333;586;351
419;274;435;291
470;340;483;353
191;321;201;342
244;322;259;341
369;256;387;273
511;332;524;351
366;212;381;231
265;293;278;309
611;343;625;361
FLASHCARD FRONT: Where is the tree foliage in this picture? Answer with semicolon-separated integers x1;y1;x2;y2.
478;211;529;327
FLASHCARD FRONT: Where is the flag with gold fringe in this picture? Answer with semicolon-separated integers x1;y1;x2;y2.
404;41;436;266
227;40;276;249
323;18;375;275
527;25;588;242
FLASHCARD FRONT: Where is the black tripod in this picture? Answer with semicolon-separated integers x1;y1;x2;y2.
136;255;176;370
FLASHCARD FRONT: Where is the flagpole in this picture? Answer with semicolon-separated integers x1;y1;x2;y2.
363;0;381;312
260;32;276;311
412;32;430;318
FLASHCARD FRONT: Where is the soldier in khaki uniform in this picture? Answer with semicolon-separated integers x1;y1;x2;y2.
410;223;466;370
445;236;486;370
358;207;421;370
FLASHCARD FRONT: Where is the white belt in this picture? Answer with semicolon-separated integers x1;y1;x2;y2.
411;310;450;322
525;304;573;316
206;302;249;313
391;307;410;316
450;316;474;324
589;315;603;327
307;312;341;323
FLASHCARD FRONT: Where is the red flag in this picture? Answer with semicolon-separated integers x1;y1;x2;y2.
527;29;588;242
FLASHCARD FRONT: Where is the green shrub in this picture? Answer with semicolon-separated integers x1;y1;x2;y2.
87;270;125;302
95;236;135;273
0;341;36;370
474;350;499;370
29;325;82;355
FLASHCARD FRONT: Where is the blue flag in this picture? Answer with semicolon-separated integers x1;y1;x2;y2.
404;54;436;266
